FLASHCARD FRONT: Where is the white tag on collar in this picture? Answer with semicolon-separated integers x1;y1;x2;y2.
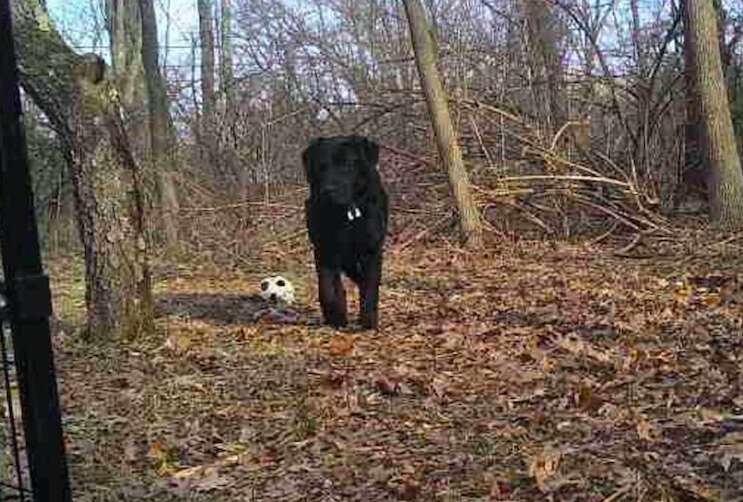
347;205;363;222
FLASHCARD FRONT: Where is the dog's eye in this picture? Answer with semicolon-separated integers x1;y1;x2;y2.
277;279;285;287
261;281;269;291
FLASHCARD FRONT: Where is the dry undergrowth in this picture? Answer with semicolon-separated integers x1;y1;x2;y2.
45;232;743;502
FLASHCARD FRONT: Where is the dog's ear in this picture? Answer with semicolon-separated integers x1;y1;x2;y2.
302;137;323;182
354;136;379;168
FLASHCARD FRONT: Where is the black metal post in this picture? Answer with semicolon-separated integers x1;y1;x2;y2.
0;2;73;501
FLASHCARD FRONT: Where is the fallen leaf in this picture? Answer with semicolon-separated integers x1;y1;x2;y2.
576;384;602;413
636;418;659;442
124;438;138;463
374;375;399;395
328;335;355;357
528;448;561;492
717;432;743;472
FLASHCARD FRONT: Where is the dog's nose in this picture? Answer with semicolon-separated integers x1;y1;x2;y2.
270;293;277;301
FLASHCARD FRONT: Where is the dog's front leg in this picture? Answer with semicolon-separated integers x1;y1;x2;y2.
318;266;348;328
359;250;383;330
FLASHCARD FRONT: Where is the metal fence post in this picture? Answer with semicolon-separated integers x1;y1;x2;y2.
0;1;73;501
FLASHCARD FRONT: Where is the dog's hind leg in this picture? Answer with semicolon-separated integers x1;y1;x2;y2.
318;267;348;328
333;274;348;324
358;250;383;330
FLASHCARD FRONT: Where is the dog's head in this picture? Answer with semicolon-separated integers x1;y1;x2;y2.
302;135;380;206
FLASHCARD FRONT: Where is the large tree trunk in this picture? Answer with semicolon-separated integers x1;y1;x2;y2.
680;6;708;207
683;0;743;228
402;0;482;248
12;0;153;337
139;0;180;250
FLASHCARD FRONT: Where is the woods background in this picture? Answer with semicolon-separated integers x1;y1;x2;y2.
20;0;740;261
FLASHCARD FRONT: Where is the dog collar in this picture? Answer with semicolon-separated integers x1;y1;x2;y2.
346;205;363;221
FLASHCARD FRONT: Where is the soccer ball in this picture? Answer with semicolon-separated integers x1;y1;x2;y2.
259;276;295;304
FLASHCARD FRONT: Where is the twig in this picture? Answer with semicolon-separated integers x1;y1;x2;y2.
379;143;436;167
497;174;630;189
613;232;645;256
587;221;620;245
392;215;453;255
181;201;303;213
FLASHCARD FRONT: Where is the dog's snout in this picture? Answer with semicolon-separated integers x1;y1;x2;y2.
270;293;277;301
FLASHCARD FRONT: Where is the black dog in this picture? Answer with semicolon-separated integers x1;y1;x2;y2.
303;135;389;330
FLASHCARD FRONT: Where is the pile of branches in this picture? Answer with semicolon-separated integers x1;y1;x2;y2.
454;99;674;246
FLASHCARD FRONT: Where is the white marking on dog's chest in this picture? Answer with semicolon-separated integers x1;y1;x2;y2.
346;205;363;221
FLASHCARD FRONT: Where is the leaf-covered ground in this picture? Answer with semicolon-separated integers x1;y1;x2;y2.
48;239;743;501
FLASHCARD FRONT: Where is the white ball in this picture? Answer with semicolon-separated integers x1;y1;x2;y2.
316;108;330;122
259;276;295;304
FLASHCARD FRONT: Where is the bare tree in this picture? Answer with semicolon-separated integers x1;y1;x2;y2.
106;0;147;146
684;0;743;228
523;0;565;132
402;0;482;248
139;0;180;249
220;0;234;100
12;0;153;337
197;0;216;124
106;0;147;116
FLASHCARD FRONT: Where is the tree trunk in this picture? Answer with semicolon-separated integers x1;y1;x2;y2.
220;0;234;101
12;0;153;337
106;0;147;149
139;0;180;250
681;4;708;206
197;0;216;124
402;0;482;248
629;0;646;74
683;0;743;228
523;0;564;133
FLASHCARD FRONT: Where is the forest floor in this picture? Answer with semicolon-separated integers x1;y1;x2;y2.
47;235;743;501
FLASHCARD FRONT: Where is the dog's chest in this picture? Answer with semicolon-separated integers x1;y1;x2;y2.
311;205;375;251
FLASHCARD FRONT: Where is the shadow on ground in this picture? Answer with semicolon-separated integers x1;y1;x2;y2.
155;292;318;325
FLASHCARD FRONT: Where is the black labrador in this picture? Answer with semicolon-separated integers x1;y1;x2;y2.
302;135;389;330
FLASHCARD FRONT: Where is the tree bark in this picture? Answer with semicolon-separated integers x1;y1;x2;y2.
683;0;743;228
197;0;216;123
220;0;234;101
106;0;147;133
681;2;708;205
12;0;154;337
139;0;180;250
523;0;564;132
402;0;482;248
